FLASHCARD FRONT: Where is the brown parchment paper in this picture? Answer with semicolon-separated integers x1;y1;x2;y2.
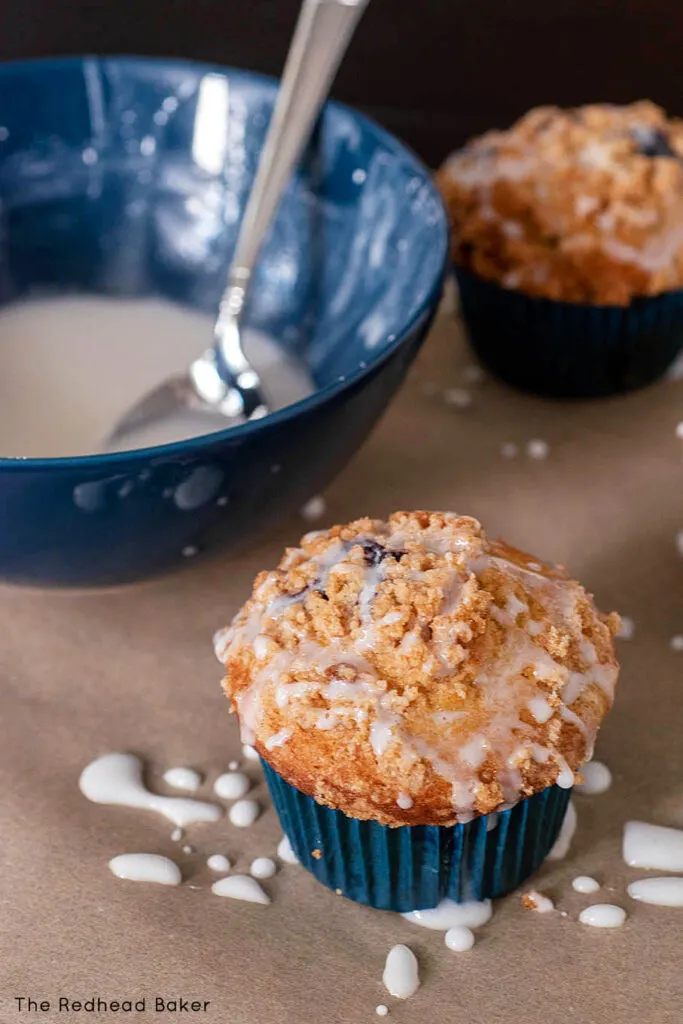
2;302;683;1024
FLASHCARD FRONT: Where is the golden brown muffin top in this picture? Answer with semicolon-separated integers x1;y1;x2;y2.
437;101;683;304
215;512;620;826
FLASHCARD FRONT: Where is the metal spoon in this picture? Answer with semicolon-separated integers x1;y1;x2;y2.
107;0;369;451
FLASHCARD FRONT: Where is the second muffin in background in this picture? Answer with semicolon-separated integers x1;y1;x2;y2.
437;101;683;397
215;511;620;911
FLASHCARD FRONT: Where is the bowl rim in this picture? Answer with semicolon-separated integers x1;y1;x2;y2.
0;54;448;470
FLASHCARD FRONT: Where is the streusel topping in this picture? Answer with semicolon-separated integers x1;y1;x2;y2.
215;512;619;825
437;101;683;304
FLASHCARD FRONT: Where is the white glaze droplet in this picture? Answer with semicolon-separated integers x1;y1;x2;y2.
382;945;420;1000
211;875;270;904
242;744;260;761
250;857;277;879
623;821;683;871
108;853;181;886
463;364;484;383
171;828;183;842
616;616;635;640
573;876;600;894
444;387;472;409
444;926;475;951
229;799;260;828
277;835;299;865
214;772;250;801
402;898;492;931
375;1006;389;1017
300;495;327;521
79;753;221;827
207;854;231;873
579;904;626;928
486;812;499;832
669;635;683;652
576;760;612;795
546;800;577;861
397;792;413;810
627;877;683;907
174;466;223;510
163;766;202;792
526;438;550;459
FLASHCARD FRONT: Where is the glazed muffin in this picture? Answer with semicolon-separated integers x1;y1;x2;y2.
214;511;620;909
436;102;683;396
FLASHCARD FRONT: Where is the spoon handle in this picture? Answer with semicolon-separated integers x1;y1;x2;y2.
218;0;370;323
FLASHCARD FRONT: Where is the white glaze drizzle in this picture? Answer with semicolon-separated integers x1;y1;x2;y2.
108;853;181;886
79;753;221;827
382;945;420;1000
555;759;576;789
623;821;683;871
579;904;626;928
211;875;270;904
163;767;202;792
528;697;554;724
264;728;292;751
628;877;683;907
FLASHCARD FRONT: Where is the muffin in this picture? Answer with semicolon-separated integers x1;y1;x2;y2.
214;511;620;910
436;101;683;396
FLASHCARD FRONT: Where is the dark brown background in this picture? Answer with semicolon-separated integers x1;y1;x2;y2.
3;0;678;164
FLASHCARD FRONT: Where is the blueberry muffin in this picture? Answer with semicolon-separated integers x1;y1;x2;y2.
438;101;683;304
436;102;683;396
214;512;620;909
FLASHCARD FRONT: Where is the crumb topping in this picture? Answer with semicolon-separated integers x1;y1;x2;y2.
437;101;683;304
215;512;620;826
522;890;555;913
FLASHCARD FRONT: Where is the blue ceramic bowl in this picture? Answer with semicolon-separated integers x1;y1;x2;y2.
0;56;447;586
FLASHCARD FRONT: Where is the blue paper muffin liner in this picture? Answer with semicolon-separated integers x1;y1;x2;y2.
262;758;571;912
454;265;683;398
